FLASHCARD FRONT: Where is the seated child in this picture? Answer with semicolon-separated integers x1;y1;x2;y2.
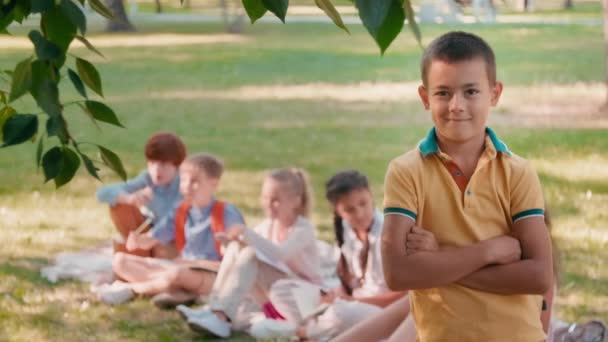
96;131;185;257
267;170;404;341
180;168;321;339
95;153;245;307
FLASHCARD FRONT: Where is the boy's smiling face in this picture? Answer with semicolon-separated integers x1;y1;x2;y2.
179;162;218;205
418;57;503;145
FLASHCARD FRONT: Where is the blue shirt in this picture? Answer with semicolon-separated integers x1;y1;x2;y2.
151;198;245;261
96;170;182;225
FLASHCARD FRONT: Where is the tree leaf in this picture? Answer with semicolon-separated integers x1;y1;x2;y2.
9;57;32;102
31;75;62;117
315;0;349;33
36;135;44;168
30;0;53;13
29;60;64;119
13;0;32;24
42;5;77;54
242;0;267;23
68;68;87;98
98;145;126;180
1;113;38;147
76;148;100;180
0;11;14;33
28;30;61;61
42;146;63;182
46;116;69;143
84;100;123;127
77;103;100;130
355;0;404;54
261;0;288;23
60;0;86;35
87;0;114;19
402;0;421;46
54;146;80;187
76;57;103;97
0;106;16;141
74;35;104;58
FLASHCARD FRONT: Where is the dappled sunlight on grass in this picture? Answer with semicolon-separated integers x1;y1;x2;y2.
0;33;248;50
138;81;422;103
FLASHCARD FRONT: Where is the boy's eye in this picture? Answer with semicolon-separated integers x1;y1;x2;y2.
465;89;480;96
434;91;449;97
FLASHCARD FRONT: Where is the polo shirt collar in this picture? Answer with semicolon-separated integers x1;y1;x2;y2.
418;127;511;158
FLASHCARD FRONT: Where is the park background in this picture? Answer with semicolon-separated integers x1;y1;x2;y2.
1;0;607;340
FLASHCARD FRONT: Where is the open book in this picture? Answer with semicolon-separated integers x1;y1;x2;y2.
290;281;330;321
255;250;291;274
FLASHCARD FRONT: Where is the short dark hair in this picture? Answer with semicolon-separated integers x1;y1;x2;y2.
421;31;496;86
144;132;186;166
185;153;224;179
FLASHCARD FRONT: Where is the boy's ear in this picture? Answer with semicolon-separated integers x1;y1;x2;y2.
418;85;430;110
490;81;504;106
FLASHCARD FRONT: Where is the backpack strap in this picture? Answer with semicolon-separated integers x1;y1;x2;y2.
210;200;226;258
174;200;191;254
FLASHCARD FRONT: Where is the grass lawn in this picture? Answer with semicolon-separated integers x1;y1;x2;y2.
1;19;607;341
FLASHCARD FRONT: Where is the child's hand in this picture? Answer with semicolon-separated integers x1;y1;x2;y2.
122;187;153;207
125;231;141;251
483;235;521;265
222;224;246;242
405;226;439;255
320;291;337;304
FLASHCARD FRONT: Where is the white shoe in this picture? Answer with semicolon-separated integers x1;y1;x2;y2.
249;318;296;339
95;281;134;305
176;304;212;320
188;313;231;338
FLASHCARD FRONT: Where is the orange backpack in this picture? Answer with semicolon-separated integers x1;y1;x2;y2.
174;200;225;258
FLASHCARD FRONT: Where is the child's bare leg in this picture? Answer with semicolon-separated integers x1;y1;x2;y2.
173;268;216;295
386;314;416;342
112;252;169;283
333;295;411;342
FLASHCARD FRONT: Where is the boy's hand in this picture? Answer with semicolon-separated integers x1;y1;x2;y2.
482;235;522;265
125;231;141;251
125;231;156;251
120;187;153;207
406;226;439;255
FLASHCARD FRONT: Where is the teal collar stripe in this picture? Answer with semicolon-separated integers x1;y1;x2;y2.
384;207;417;220
418;127;511;157
486;127;512;155
512;208;544;223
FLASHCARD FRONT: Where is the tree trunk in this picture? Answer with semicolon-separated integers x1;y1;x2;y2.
564;0;573;9
154;0;162;13
105;0;135;32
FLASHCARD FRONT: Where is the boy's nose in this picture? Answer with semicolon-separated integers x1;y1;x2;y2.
449;93;465;113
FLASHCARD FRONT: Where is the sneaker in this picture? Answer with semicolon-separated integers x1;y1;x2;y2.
188;313;231;338
249;318;296;339
152;291;197;310
96;281;134;305
176;304;212;321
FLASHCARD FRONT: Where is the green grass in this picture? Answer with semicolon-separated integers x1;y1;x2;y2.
1;20;607;340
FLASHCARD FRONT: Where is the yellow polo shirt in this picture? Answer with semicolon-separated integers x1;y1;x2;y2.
383;127;546;342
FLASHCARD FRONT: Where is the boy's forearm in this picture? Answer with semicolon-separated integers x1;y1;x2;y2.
383;244;492;290
382;215;494;290
457;259;552;295
355;291;405;308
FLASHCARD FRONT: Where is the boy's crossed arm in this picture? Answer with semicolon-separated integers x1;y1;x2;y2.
381;215;521;290
456;216;553;295
382;215;553;295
